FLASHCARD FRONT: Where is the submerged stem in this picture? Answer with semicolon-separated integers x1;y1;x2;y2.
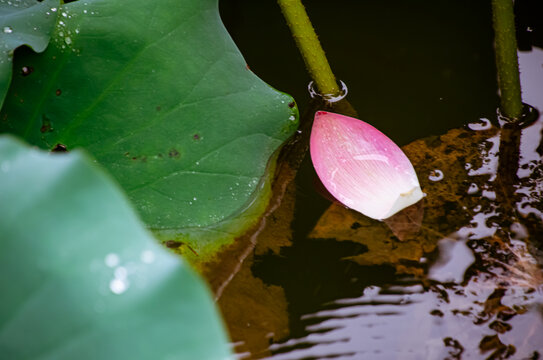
491;0;523;120
277;0;340;97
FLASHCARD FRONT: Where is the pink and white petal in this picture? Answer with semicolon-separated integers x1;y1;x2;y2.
310;111;423;220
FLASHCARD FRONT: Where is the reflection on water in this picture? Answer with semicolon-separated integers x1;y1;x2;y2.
243;48;543;360
265;276;542;360
217;2;543;358
238;110;543;359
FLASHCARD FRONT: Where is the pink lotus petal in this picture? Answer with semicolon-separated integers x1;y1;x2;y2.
310;111;423;220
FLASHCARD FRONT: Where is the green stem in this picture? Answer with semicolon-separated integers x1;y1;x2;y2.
491;0;523;120
277;0;340;97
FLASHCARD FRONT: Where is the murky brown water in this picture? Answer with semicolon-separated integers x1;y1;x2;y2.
217;1;543;359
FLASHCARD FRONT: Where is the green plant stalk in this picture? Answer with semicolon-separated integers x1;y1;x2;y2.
277;0;340;97
491;0;523;120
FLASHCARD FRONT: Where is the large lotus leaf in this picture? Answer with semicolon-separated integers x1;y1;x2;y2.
0;0;59;107
0;0;298;242
0;135;233;360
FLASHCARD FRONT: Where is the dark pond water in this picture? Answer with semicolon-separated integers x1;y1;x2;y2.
218;1;543;359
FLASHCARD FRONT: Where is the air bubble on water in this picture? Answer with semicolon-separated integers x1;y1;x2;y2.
3;27;13;34
468;118;492;131
482;190;496;200
467;183;479;194
428;169;444;181
473;205;482;212
464;163;472;170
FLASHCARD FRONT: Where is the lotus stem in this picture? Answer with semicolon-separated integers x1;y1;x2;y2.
491;0;523;120
277;0;340;97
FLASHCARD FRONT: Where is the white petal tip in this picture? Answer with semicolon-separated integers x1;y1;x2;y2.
379;186;424;220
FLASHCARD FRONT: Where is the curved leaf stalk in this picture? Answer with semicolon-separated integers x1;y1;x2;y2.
492;0;523;120
277;0;340;97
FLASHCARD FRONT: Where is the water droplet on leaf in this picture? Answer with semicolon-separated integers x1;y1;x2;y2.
21;66;33;76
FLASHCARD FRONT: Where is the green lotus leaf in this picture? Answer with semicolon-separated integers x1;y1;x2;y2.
0;0;59;107
0;0;298;259
0;135;233;360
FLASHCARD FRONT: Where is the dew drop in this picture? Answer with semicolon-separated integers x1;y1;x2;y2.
109;278;128;294
21;66;33;76
114;266;127;279
140;250;155;264
64;37;72;45
3;26;13;34
104;253;119;267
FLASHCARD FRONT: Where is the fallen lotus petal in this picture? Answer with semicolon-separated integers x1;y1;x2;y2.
310;111;423;220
